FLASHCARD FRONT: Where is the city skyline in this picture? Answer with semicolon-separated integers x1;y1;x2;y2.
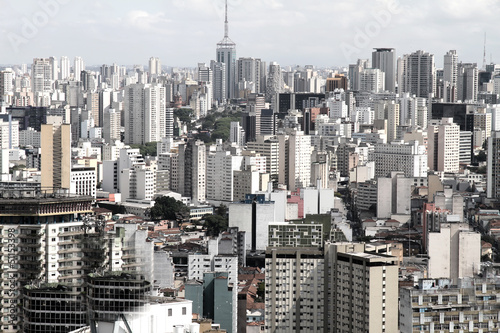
0;0;499;68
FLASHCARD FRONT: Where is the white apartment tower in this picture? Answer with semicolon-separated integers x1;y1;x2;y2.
443;50;458;102
428;117;460;173
124;83;167;145
287;130;312;191
206;145;244;202
237;57;263;94
31;58;54;94
265;243;399;333
358;68;385;93
149;57;161;75
73;56;85;81
59;56;71;80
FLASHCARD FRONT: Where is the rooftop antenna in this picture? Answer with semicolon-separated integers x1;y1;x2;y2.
224;0;229;38
483;32;487;70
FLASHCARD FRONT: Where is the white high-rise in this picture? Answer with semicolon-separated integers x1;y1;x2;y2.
149;57;161;75
428;117;460;173
443;50;458;102
59;56;71;80
237;57;263;94
74;56;85;81
206;144;244;202
124;83;167;145
287;130;312;191
358;68;385;93
31;58;54;94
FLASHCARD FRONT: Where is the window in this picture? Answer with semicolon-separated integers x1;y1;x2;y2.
168;309;172;316
182;307;186;315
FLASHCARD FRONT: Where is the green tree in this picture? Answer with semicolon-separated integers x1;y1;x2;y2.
150;196;189;221
174;108;193;124
203;214;228;237
130;142;158;156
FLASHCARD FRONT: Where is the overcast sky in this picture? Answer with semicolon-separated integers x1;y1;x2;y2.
1;0;499;69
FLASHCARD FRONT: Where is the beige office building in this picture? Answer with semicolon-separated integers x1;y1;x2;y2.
41;123;71;193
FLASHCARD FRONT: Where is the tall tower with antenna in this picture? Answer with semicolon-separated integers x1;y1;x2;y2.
216;0;237;101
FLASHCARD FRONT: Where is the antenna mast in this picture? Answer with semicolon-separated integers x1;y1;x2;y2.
224;0;229;38
483;32;487;70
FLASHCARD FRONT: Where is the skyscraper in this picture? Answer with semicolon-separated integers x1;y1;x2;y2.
149;56;161;75
31;58;54;94
487;131;500;199
59;56;71;80
237;57;263;94
41;122;71;193
457;62;478;102
401;50;435;98
428;118;460;173
124;83;167;145
74;56;85;81
216;0;236;101
372;48;396;92
443;50;458;102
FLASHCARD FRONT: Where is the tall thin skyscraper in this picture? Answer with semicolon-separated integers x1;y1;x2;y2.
216;0;236;101
59;56;71;80
372;48;396;92
41;123;71;193
74;56;85;81
443;50;458;102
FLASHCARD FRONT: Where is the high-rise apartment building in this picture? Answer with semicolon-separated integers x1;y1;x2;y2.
487;131;500;199
401;50;435;98
59;56;71;80
457;62;478;102
124;83;167;145
177;140;206;203
0;190;94;333
374;100;400;143
266;62;284;103
149;56;161;75
73;56;85;81
358;68;385;93
41;123;71;193
237;57;263;94
31;58;54;94
443;50;458;102
211;60;226;104
206;144;244;202
372;48;396;92
428;118;460;173
371;141;428;178
265;242;399;333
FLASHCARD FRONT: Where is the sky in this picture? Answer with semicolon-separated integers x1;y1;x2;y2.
0;0;499;69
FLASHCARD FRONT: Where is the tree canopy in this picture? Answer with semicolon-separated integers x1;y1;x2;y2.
203;204;229;236
150;196;189;221
130;142;158;156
